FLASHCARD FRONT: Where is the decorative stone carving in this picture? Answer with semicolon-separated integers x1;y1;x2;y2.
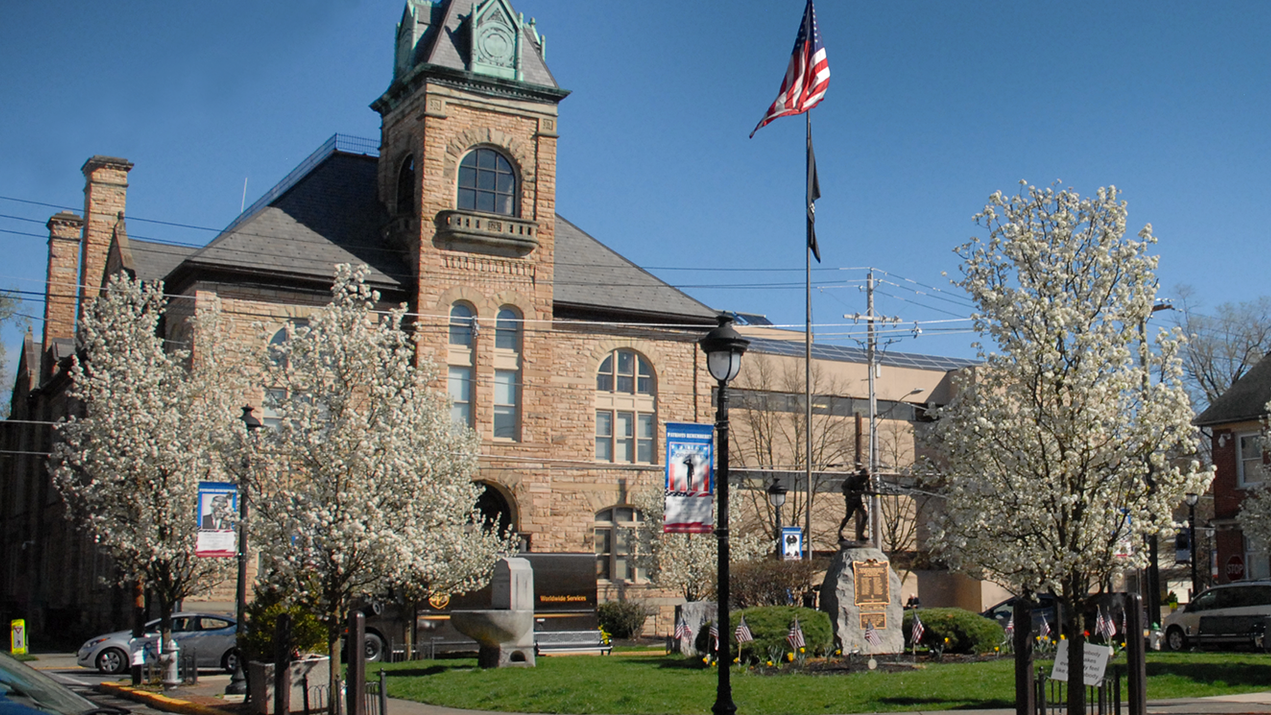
435;209;538;257
470;0;520;81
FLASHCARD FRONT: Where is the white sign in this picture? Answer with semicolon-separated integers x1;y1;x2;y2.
1050;642;1112;686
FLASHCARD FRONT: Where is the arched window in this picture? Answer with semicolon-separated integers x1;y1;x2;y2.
493;307;522;440
595;349;656;463
595;506;645;583
396;155;416;216
262;320;309;429
448;303;476;427
457;148;517;216
476;483;515;539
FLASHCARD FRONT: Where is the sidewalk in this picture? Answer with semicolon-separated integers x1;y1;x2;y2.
97;673;1271;715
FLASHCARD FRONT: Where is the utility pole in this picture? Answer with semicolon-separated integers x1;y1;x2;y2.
867;271;882;549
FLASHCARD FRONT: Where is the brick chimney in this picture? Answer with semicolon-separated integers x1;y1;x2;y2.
43;211;83;357
78;156;133;315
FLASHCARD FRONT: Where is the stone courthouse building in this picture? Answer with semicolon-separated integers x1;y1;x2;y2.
1;0;979;643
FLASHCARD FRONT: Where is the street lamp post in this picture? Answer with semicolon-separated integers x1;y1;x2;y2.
227;405;262;696
1185;493;1200;598
767;479;787;560
699;315;748;715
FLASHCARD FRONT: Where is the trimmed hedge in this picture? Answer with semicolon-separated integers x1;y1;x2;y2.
598;601;652;639
694;606;833;662
902;607;1004;654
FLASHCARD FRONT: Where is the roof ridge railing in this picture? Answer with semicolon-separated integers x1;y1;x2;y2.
218;134;380;238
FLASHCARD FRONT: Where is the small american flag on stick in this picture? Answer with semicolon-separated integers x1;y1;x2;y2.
735;616;754;643
865;620;882;647
910;613;925;647
787;617;805;650
674;617;689;641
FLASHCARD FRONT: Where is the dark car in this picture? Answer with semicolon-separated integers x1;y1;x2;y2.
982;594;1059;636
0;651;127;715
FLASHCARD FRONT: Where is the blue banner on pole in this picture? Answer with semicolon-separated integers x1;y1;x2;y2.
664;422;714;534
195;481;238;557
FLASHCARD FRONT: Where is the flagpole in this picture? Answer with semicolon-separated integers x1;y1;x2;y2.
804;110;814;561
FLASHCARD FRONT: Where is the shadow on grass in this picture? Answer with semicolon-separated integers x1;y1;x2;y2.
383;666;459;677
1147;662;1271;687
878;697;1013;709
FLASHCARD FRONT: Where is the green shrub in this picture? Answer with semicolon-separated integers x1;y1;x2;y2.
902;607;1003;654
729;559;823;609
243;588;327;662
598;600;652;639
694;606;832;663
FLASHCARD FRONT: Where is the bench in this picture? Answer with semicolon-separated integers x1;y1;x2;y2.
534;630;612;656
1197;615;1271;651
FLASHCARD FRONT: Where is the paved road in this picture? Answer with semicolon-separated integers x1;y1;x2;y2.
26;652;170;715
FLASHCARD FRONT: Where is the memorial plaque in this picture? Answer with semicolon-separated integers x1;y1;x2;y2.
853;560;890;606
859;612;887;630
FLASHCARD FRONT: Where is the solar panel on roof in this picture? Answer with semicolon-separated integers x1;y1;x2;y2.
746;337;979;372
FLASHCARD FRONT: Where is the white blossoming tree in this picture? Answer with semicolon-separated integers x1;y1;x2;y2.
632;484;768;602
927;184;1211;714
249;265;507;690
51;274;243;657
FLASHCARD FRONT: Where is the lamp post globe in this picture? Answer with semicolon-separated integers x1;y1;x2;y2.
767;480;787;560
698;315;748;715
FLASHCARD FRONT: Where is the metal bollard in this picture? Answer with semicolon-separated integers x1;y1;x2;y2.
378;669;388;715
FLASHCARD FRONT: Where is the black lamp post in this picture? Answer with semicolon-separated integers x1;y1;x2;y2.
1185;493;1200;598
699;315;748;715
767;479;787;560
227;405;262;696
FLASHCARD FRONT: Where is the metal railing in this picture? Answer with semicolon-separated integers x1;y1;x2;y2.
297;670;387;715
1036;665;1122;715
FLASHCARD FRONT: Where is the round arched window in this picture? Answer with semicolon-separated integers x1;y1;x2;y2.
457;148;517;216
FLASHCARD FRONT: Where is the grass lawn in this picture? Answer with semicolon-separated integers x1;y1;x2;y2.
370;650;1271;715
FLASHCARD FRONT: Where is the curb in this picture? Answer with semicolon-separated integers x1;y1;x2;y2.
97;681;233;715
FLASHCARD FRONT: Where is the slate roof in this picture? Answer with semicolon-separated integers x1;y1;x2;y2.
1194;353;1271;427
409;0;557;89
167;144;409;294
552;215;717;324
129;239;197;283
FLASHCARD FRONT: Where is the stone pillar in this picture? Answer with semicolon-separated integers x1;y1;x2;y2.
43;211;82;376
79;156;132;313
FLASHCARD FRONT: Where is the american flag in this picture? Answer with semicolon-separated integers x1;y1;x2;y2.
709;621;720;651
1121;608;1127;637
1096;609;1116;639
1039;613;1051;639
749;0;830;138
865;620;882;647
787;617;806;650
674;617;690;641
1004;614;1014;636
735;616;754;643
910;613;925;646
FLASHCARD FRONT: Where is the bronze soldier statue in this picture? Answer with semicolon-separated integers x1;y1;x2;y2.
838;468;870;544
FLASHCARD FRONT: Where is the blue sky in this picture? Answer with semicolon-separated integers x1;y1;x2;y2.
3;0;1270;384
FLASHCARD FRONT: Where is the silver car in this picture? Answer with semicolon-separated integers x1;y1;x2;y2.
76;612;238;675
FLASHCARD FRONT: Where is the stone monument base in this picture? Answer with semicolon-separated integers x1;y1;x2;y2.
820;546;903;655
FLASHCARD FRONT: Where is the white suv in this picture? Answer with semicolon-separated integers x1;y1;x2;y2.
1162;581;1271;651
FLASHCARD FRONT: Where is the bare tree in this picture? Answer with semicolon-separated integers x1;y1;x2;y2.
1172;286;1271;413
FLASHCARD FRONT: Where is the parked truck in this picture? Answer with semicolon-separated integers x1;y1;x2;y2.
359;553;598;660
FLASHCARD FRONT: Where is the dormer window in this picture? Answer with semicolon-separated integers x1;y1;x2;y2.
457;148;517;216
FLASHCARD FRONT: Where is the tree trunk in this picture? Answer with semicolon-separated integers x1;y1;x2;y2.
1063;598;1087;715
327;624;342;712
